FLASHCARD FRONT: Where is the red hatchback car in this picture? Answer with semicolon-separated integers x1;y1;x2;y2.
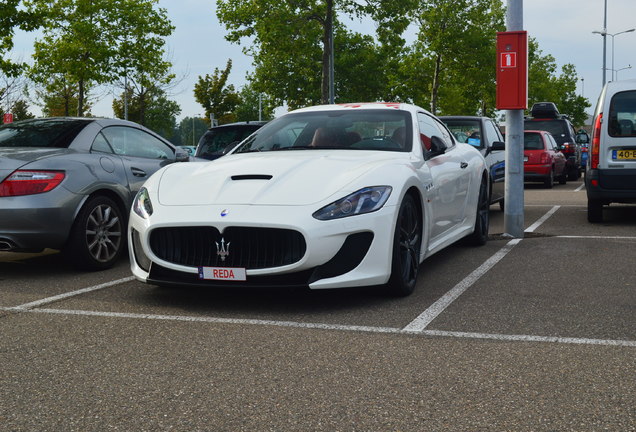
524;130;567;188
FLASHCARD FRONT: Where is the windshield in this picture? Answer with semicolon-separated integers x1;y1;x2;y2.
0;118;91;148
233;109;412;153
524;119;568;144
441;119;482;148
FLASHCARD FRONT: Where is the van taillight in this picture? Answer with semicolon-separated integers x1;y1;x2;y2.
591;113;602;169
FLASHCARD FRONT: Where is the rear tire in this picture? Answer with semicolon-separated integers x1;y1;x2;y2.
466;179;489;246
543;169;554;189
386;194;421;297
587;199;603;223
558;169;567;185
64;196;124;270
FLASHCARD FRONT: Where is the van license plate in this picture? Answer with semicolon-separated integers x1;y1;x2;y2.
613;149;636;160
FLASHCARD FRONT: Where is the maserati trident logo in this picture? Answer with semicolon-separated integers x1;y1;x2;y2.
215;238;230;261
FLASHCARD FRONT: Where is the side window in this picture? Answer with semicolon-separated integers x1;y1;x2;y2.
484;120;502;144
608;90;636;137
417;113;453;153
91;132;114;154
101;126;175;160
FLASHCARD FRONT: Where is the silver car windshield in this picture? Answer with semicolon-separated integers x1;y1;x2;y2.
233;109;412;153
0;118;92;148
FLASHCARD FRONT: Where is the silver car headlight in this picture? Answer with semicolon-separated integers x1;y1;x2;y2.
313;186;392;220
133;187;153;219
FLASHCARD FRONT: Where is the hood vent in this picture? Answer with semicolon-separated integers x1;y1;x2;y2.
231;174;273;180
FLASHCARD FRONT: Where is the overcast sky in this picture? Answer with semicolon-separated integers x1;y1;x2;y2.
10;0;636;120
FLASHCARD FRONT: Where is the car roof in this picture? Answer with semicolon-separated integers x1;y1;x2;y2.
438;115;491;121
605;79;636;92
290;102;428;115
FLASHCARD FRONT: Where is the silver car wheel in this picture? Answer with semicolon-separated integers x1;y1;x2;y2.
85;203;122;263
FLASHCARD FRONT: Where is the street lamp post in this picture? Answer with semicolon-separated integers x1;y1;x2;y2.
615;65;632;80
592;28;635;82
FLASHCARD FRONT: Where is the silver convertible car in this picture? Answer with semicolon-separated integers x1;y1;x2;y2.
0;117;190;270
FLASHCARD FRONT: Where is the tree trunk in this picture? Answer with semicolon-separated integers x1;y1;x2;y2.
321;0;333;104
77;78;85;117
430;52;442;114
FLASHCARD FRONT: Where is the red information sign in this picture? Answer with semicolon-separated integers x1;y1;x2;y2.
496;31;528;110
3;113;13;124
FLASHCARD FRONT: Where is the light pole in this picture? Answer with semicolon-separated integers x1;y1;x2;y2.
593;28;635;82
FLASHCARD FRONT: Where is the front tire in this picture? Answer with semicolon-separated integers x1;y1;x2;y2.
386;194;421;297
64;196;124;270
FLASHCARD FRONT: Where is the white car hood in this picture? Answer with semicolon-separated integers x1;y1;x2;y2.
157;151;402;206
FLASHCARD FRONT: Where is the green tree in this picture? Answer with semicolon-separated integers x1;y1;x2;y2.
402;0;505;115
216;0;417;107
113;87;181;140
36;74;93;117
234;83;275;122
193;60;241;125
177;116;209;147
28;0;173;117
9;99;35;121
1;0;42;76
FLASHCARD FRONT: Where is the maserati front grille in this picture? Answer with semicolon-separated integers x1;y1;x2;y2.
149;226;306;269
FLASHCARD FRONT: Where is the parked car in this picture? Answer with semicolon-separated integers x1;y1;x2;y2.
586;79;636;222
0;117;190;269
440;116;506;209
129;103;490;297
523;130;567;188
195;121;267;160
524;102;582;180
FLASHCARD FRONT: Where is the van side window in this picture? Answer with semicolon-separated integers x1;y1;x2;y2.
608;90;636;137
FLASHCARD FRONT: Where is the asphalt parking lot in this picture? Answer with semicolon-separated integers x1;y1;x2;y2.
1;178;635;431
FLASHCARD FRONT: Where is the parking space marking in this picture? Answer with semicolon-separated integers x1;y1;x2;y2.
403;206;560;333
1;306;634;348
402;238;521;332
525;205;560;232
7;276;135;311
575;183;585;192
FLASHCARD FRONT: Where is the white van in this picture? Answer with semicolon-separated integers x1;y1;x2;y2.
586;79;636;222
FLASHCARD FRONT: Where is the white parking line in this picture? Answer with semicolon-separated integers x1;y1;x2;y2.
8;276;135;311
525;205;560;232
2;306;634;347
575;183;585;192
402;206;560;333
402;238;521;332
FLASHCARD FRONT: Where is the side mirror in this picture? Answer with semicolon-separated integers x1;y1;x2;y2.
429;136;447;157
486;141;506;154
175;148;190;162
576;133;590;144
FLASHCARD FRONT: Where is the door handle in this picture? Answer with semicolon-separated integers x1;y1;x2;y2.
131;167;147;177
460;162;468;169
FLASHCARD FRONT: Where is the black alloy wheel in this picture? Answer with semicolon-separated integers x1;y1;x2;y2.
65;196;124;270
466;179;490;246
387;194;421;296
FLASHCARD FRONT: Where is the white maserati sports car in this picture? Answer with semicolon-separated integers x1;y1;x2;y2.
128;103;490;296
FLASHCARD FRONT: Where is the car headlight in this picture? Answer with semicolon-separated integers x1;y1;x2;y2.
133;187;153;219
313;186;392;220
